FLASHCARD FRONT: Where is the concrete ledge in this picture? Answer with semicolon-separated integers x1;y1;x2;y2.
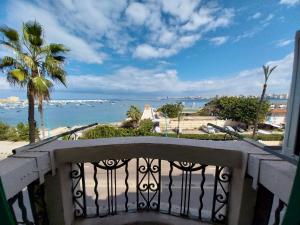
74;212;212;225
247;153;296;203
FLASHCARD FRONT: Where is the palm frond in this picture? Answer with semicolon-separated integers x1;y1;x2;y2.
8;68;27;82
0;26;21;50
0;26;19;42
53;55;66;62
20;53;36;69
44;55;67;86
269;66;277;75
31;76;53;95
0;56;18;70
23;21;43;47
43;43;70;55
262;65;277;81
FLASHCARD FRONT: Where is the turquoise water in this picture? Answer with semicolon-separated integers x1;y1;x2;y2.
0;99;208;129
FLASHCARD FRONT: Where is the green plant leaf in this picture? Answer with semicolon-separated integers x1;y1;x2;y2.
8;69;27;81
31;76;53;94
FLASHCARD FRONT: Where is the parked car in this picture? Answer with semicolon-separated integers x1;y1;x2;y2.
234;126;245;133
258;129;272;135
201;125;215;134
224;126;235;132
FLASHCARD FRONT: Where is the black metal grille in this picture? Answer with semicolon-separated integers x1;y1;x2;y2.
8;181;49;225
70;158;232;224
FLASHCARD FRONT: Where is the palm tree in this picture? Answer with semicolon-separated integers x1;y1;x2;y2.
126;105;142;128
252;65;277;138
0;21;69;143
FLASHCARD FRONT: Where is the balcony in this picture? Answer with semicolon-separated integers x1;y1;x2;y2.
0;136;296;225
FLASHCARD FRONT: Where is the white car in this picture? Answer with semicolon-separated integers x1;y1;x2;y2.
224;126;235;132
258;129;272;135
202;125;215;134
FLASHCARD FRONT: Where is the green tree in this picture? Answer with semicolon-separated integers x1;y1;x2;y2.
204;96;270;127
137;119;153;135
126;105;142;128
0;21;69;143
252;65;277;137
158;103;183;118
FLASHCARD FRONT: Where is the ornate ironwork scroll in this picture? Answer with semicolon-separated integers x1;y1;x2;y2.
92;159;130;216
168;162;174;214
168;162;206;217
8;191;34;225
211;166;231;224
70;163;87;217
198;165;207;220
137;158;161;211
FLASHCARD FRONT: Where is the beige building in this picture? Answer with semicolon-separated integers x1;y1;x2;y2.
0;96;21;103
266;108;287;126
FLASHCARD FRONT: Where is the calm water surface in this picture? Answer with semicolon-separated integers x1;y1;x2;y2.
0;99;208;129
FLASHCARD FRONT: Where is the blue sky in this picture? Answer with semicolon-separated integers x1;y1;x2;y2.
0;0;299;99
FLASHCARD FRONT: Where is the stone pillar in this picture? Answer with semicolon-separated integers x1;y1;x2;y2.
44;163;74;225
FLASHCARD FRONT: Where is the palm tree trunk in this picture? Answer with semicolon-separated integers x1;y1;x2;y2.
252;84;267;138
27;84;36;143
38;98;45;140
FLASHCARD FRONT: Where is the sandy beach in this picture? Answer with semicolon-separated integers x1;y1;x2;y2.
0;141;28;160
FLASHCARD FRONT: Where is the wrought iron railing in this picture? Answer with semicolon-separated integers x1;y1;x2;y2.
0;136;295;225
70;159;231;224
5;123;97;225
7;181;48;225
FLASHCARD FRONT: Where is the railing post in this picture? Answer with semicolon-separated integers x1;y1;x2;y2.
28;180;49;225
0;177;16;225
44;163;74;225
251;184;274;225
228;157;257;225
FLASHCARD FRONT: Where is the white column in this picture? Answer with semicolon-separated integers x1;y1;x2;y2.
283;31;300;157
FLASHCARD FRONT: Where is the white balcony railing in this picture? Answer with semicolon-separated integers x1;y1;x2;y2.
0;137;296;225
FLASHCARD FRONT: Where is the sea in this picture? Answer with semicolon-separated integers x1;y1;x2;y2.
0;99;209;129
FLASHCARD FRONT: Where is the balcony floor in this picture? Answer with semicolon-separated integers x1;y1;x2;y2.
74;212;212;225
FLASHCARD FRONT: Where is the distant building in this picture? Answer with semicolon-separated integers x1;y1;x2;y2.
141;105;154;120
0;96;21;103
266;108;287;126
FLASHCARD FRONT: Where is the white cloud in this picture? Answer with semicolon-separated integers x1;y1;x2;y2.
235;14;274;42
276;39;294;47
3;0;235;60
161;0;199;22
262;14;274;24
249;12;262;20
280;0;300;6
6;0;105;64
210;36;229;46
63;53;294;96
125;2;150;25
1;53;293;96
134;34;201;59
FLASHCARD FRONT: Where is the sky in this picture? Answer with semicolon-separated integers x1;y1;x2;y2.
0;0;299;99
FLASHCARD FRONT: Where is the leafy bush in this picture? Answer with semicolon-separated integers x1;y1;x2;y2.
0;122;37;141
0;122;10;140
82;125;136;139
81;125;233;140
158;103;183;118
136;119;153;136
160;133;234;140
243;133;283;141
